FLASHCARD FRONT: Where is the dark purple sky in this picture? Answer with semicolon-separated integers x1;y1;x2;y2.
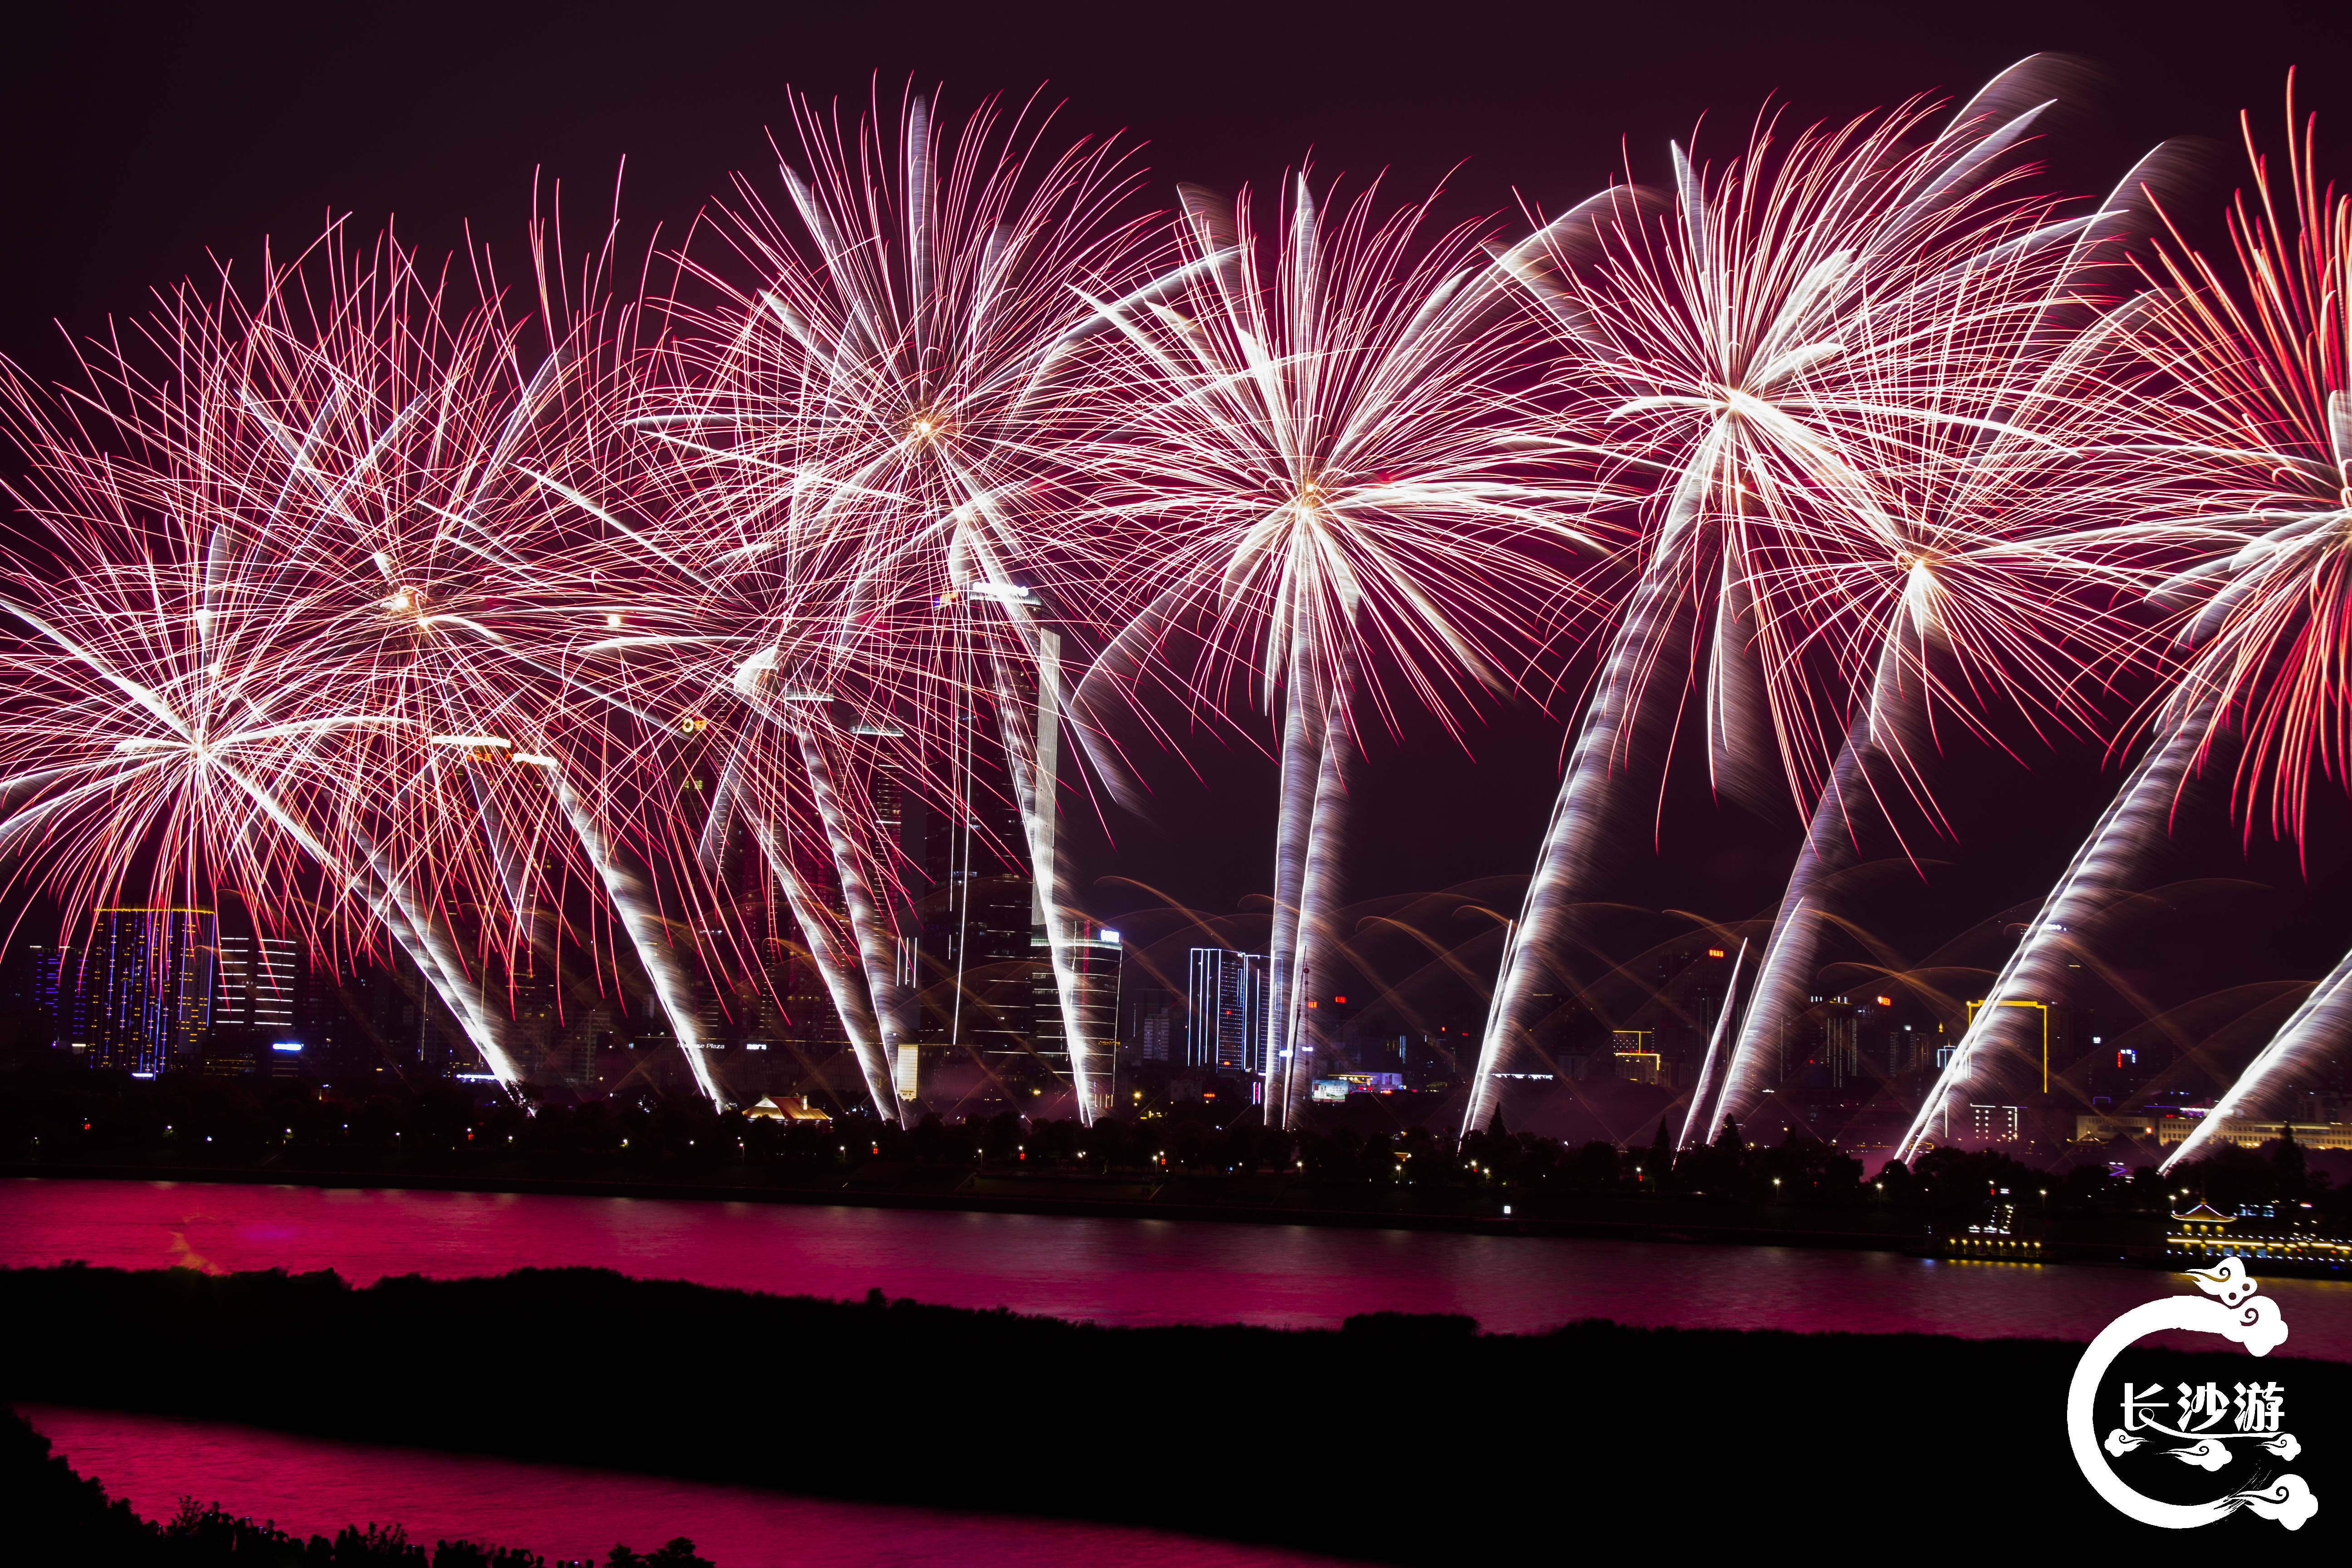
3;0;2347;1025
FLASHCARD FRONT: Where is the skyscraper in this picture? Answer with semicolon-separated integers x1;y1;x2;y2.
215;934;300;1034
207;931;305;1076
1187;947;1267;1074
1122;976;1177;1064
74;908;216;1075
1035;925;1122;1113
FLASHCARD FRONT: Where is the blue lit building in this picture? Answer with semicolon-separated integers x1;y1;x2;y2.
74;908;216;1075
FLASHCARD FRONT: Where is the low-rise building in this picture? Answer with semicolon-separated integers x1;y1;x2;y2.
743;1095;833;1128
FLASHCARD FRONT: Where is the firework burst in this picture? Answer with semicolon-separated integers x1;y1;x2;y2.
1072;170;1618;1127
1466;56;2131;1135
635;87;1172;1121
1901;97;2352;1163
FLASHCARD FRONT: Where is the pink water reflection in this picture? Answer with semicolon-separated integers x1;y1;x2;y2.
22;1404;1352;1568
7;1178;2348;1357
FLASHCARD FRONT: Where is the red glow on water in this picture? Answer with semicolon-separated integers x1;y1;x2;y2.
6;1178;2348;1354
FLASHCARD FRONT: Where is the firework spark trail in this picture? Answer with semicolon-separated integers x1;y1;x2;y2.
985;621;1113;1119
749;809;896;1116
1261;625;1352;1124
709;652;908;1120
246;757;529;1088
209;743;524;1086
794;722;912;1117
1465;551;1688;1137
358;823;522;1084
1261;618;1322;1124
947;513;1107;1121
1286;666;1354;1126
464;757;563;970
606;564;951;1120
1701;726;1871;1147
519;750;719;1101
1078;172;1613;1128
1466;58;2115;1136
1893;681;2224;1158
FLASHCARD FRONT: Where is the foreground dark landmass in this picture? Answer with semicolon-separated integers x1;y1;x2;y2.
5;1265;2345;1558
2;1405;703;1566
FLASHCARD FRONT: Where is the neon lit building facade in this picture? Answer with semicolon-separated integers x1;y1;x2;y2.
75;908;216;1075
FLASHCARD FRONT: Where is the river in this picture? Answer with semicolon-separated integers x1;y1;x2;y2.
7;1176;2348;1355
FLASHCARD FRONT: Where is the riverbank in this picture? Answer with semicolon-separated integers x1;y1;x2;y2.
0;1155;2186;1264
5;1264;2345;1557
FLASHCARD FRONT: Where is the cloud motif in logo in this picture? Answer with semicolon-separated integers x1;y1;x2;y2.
2258;1433;2301;1462
2230;1475;2318;1532
2166;1440;2233;1472
2104;1429;2146;1458
2186;1256;2256;1308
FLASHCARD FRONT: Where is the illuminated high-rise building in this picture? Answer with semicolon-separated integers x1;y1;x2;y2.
1187;947;1267;1073
1035;925;1122;1112
73;908;216;1075
207;931;306;1076
215;935;300;1033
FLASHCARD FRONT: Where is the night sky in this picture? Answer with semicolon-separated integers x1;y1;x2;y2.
3;0;2347;1031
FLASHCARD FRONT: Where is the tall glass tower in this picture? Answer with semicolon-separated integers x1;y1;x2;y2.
1186;947;1267;1074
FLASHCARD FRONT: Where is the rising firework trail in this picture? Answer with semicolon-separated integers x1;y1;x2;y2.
1077;172;1613;1127
1468;56;2114;1137
2168;946;2352;1169
750;808;895;1113
1894;679;2225;1156
796;720;912;1085
519;748;720;1101
1678;938;1747;1148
